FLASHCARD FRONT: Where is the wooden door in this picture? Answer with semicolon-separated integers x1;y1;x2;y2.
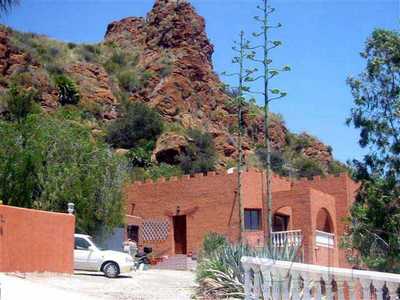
173;215;187;254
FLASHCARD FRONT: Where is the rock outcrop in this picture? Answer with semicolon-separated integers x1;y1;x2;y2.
65;62;118;120
0;28;58;111
0;0;335;169
152;132;189;164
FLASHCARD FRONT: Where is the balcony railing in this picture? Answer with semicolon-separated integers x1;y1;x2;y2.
241;256;400;300
315;230;335;248
271;230;303;248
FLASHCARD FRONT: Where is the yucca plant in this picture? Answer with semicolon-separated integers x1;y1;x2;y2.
196;233;301;299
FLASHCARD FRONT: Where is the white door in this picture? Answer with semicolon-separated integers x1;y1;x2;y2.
74;237;93;270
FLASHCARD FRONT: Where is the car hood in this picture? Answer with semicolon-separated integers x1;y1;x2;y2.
100;250;131;260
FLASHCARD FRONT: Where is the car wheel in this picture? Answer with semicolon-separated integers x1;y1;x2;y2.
103;262;120;278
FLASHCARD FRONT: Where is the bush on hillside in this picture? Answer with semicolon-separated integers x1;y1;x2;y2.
255;148;289;176
127;144;153;168
106;101;163;149
3;84;40;122
293;156;325;178
117;70;142;93
54;74;80;106
179;129;217;174
75;44;101;63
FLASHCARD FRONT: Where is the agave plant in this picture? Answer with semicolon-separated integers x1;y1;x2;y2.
196;233;302;299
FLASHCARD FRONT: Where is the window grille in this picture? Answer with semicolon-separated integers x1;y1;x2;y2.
142;219;169;241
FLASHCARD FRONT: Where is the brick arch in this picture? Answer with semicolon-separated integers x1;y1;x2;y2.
316;207;334;233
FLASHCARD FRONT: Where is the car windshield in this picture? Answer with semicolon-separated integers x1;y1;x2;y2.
87;236;105;250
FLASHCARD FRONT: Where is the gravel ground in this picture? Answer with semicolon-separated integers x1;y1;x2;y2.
1;269;196;300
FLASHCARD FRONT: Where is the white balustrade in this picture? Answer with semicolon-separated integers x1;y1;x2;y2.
315;230;335;248
271;230;303;248
242;256;400;300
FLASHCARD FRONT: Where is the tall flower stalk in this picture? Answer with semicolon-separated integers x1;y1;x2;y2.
223;31;256;236
245;0;290;240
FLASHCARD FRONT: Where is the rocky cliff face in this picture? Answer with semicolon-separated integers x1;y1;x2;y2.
103;0;315;166
0;0;334;169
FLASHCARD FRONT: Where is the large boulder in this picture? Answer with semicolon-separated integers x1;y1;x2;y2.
152;132;189;164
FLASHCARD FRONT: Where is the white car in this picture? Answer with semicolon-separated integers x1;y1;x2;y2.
74;234;134;278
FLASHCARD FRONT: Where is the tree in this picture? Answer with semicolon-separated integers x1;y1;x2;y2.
0;88;128;235
346;29;400;272
179;129;217;174
245;0;290;239
106;101;163;149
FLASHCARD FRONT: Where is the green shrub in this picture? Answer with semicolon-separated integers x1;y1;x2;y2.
3;84;40;122
328;160;348;175
75;44;101;63
67;42;77;49
117;70;141;93
196;239;301;299
293;156;325;178
106;101;163;149
201;232;227;257
127;145;153;168
289;133;313;152
146;163;183;180
103;50;139;74
54;74;80;106
179;129;217;174
255;148;289;176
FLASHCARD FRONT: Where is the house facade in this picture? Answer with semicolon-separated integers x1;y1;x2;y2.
124;169;359;268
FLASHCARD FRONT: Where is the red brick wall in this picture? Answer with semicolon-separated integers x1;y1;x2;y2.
125;171;240;256
125;170;356;267
292;174;358;267
0;205;75;273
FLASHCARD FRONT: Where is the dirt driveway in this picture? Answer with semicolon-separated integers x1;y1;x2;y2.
1;269;196;300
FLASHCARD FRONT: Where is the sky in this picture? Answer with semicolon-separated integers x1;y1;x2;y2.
1;0;399;163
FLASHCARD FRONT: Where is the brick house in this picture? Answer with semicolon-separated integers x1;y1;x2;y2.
124;169;359;267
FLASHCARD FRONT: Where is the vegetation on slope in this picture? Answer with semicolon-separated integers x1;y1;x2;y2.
0;85;127;235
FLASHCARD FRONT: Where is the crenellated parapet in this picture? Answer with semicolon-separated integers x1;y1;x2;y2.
131;168;350;188
131;168;268;186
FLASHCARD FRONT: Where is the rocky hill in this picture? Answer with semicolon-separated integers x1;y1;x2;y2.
0;0;344;175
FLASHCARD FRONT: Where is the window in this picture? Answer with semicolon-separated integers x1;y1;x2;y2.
74;237;91;250
244;209;261;230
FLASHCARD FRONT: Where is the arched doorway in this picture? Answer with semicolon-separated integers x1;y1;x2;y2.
316;208;334;233
273;206;292;232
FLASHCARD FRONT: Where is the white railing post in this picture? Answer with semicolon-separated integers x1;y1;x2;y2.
260;267;272;300
243;263;252;300
359;278;372;300
335;277;346;300
348;279;358;300
253;267;261;299
310;273;323;299
386;282;398;300
301;272;312;300
373;280;386;300
291;271;301;300
322;273;334;300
